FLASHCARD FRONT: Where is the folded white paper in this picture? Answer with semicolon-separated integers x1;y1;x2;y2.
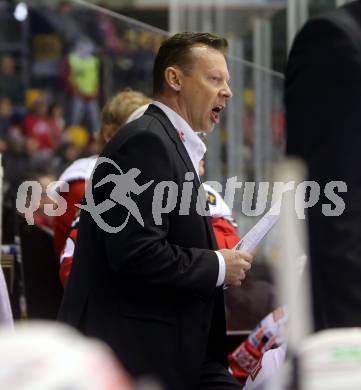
234;201;281;252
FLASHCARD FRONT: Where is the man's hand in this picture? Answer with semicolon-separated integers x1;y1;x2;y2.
219;249;254;287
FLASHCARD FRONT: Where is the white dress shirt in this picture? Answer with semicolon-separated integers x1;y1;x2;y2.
152;101;225;287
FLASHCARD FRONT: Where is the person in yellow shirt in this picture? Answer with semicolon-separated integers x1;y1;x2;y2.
65;39;100;135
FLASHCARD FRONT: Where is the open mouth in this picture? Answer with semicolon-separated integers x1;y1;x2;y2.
210;105;224;124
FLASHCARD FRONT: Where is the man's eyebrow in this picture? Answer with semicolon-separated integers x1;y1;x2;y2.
222;71;230;82
207;69;231;83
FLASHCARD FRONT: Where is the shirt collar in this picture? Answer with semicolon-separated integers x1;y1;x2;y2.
152;101;206;175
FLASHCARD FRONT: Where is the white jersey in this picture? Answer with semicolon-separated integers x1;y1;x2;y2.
202;183;237;226
243;344;287;390
51;155;98;195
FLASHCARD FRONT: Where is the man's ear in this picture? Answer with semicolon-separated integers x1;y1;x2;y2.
164;66;183;92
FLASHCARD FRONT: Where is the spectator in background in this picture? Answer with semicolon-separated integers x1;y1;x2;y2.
51;141;81;177
0;97;13;153
65;38;101;135
81;136;102;157
3;137;31;196
23;97;56;155
131;32;158;95
2;135;48;199
0;55;25;116
48;102;65;150
94;2;123;55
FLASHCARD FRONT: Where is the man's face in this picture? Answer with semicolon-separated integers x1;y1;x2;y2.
1;57;14;75
177;45;232;132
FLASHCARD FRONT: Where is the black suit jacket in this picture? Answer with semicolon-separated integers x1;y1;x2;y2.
286;1;361;330
58;105;227;390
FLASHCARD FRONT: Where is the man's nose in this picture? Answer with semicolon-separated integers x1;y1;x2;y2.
222;83;233;99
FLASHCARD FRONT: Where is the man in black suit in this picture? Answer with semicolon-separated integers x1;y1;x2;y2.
59;32;253;389
285;1;361;330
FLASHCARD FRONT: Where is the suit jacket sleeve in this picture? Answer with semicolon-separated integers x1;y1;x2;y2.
94;130;219;299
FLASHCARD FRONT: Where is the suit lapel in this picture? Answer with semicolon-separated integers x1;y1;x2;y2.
145;105;199;184
145;105;218;250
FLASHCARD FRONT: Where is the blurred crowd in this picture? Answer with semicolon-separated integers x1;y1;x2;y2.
0;52;101;225
0;0;164;231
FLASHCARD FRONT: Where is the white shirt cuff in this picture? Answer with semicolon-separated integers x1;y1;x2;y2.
215;251;226;287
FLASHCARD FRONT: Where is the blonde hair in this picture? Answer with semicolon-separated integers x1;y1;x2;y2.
98;89;151;147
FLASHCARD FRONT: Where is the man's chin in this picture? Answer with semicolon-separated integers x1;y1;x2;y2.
202;124;215;133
